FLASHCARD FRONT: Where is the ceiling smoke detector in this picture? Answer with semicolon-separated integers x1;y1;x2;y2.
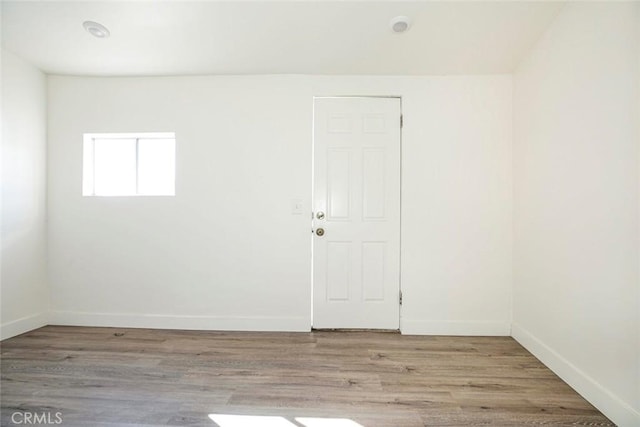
83;21;110;38
390;16;411;34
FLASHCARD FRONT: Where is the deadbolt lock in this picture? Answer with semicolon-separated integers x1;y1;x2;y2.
315;228;325;237
316;211;325;220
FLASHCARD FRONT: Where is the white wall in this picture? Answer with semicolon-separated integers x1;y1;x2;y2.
1;49;49;339
513;2;640;426
46;75;513;335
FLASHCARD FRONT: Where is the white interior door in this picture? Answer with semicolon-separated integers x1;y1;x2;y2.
312;97;401;329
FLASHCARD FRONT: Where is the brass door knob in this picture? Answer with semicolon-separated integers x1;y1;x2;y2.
315;228;325;236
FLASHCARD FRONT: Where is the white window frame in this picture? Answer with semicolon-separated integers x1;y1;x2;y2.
83;132;176;197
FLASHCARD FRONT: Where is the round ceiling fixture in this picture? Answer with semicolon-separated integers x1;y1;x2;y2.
83;21;110;38
390;16;411;34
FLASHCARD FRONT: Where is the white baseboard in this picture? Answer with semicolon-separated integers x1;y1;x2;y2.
1;312;49;340
49;311;311;332
401;319;510;336
512;323;640;427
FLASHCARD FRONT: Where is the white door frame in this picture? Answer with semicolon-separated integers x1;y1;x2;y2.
311;95;403;330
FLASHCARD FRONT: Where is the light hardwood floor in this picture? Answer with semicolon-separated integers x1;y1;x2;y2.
0;326;613;426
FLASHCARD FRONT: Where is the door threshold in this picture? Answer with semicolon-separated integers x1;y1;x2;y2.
312;328;400;333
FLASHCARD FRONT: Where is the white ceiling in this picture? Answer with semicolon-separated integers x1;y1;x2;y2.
1;1;564;76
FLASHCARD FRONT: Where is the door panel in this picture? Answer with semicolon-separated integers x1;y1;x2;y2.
362;149;386;220
327;150;352;220
312;97;401;330
362;241;386;301
326;242;351;301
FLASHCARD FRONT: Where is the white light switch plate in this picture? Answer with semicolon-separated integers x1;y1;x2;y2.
291;198;304;215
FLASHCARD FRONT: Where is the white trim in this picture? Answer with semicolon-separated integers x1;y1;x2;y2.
401;319;510;336
512;323;640;427
49;311;311;332
83;132;175;140
1;312;48;340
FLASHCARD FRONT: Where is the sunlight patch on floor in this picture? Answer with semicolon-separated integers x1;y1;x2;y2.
208;414;365;427
209;414;295;427
296;417;364;427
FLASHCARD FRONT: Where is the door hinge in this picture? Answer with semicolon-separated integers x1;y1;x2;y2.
400;115;403;128
399;290;403;305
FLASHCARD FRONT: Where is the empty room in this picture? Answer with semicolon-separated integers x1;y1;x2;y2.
1;1;638;426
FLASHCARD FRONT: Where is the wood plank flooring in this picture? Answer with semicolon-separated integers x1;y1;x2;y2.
0;326;614;426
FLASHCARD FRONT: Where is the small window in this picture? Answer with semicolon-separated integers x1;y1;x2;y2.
83;132;176;196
